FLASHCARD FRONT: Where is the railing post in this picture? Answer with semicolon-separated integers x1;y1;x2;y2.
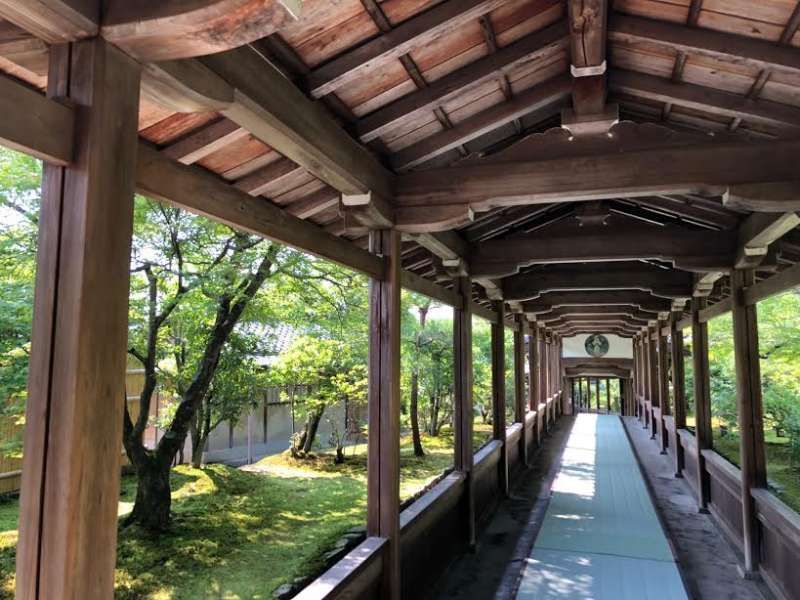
692;297;712;512
731;269;767;578
16;39;141;600
453;276;475;547
367;229;401;599
671;314;686;477
491;301;508;495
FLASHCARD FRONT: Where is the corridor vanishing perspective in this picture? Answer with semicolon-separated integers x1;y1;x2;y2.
516;414;686;599
1;0;800;599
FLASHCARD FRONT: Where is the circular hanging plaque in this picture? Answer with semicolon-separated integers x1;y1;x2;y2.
585;334;610;357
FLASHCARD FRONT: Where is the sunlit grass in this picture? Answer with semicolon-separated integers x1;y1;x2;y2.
0;431;457;599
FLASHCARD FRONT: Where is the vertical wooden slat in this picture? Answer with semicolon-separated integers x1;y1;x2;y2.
367;229;401;599
16;39;141;600
731;269;767;576
453;276;475;546
491;301;508;495
671;317;686;477
692;297;712;511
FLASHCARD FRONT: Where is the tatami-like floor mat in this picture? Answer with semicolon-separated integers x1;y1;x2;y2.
516;414;688;599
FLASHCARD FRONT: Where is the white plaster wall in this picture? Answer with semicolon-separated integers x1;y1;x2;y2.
562;334;633;358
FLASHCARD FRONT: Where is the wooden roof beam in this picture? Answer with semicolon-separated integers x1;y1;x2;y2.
0;71;74;164
135;143;385;279
305;0;512;99
355;21;568;143
502;263;694;301
161;118;249;165
0;0;97;42
522;291;675;314
148;46;396;203
468;225;736;277
536;306;659;322
736;212;800;269
609;70;800;133
0;1;302;61
395;135;800;231
725;182;800;212
391;76;571;171
609;13;800;78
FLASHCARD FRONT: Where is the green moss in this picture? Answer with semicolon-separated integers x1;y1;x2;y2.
0;432;455;599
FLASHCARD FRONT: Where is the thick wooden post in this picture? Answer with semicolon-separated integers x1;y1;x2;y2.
671;316;686;477
367;229;402;599
528;321;538;412
513;315;527;465
692;297;712;511
491;301;508;495
453;277;475;546
606;378;611;413
541;331;550;431
731;269;767;577
647;325;658;437
657;318;670;453
16;39;141;600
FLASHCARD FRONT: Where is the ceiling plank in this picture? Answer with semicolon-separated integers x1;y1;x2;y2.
609;70;800;132
0;72;74;164
161;118;249;165
609;13;800;77
305;0;512;99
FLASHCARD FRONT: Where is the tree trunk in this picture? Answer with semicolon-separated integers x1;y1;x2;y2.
125;458;171;531
410;372;424;457
302;406;325;454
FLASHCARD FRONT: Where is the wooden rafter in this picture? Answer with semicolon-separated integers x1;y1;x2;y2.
355;20;568;143
305;0;511;99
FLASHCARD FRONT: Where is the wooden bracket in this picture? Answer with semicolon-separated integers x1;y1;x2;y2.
341;191;395;229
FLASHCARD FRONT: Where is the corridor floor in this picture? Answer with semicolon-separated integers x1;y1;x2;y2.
515;414;687;599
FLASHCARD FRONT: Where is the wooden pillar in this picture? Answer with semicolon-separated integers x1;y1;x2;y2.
692;297;712;511
657;318;670;453
453;276;475;546
16;39;140;600
606;378;611;413
731;269;767;576
647;325;658;437
671;316;686;477
367;229;402;598
513;314;527;465
541;331;550;431
527;321;539;450
491;301;508;495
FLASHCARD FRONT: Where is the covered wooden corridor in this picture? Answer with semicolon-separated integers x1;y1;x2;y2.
1;0;800;599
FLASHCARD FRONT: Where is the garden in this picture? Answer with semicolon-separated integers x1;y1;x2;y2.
0;147;509;598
